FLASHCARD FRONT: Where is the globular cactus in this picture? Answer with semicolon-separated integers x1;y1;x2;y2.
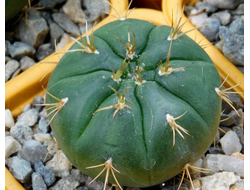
44;7;222;189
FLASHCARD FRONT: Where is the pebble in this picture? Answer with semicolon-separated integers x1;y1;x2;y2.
10;123;34;145
220;113;235;126
195;1;218;13
83;0;110;22
49;176;80;190
62;0;87;25
188;9;208;27
46;150;73;177
229;17;244;35
220;130;242;155
18;140;52;163
38;117;50;134
5;60;20;82
205;0;244;9
5;136;22;159
231;152;244;160
33;96;45;112
19;56;36;71
56;33;74;50
202;154;244;177
5;109;15;129
52;13;80;37
32;172;47;190
85;176;108;190
70;168;87;184
218;25;244;66
196;171;240;190
232;126;244;152
16;108;39;127
33;160;56;187
7;156;33;183
211;10;231;26
36;43;55;61
229;109;244;128
16;14;49;48
200;17;221;41
48;20;65;43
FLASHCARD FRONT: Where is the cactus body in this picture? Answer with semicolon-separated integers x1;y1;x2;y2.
46;19;221;187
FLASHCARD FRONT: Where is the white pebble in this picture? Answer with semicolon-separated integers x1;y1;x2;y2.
5;109;15;129
5;136;22;159
45;150;72;177
198;171;240;190
220;130;242;155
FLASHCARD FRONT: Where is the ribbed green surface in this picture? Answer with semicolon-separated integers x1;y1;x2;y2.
46;19;221;187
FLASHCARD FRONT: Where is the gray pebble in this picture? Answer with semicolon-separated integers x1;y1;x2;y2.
220;130;242;155
5;59;20;82
38;117;49;134
48;20;65;43
36;43;55;61
70;168;87;184
10;68;21;80
229;109;244;127
20;56;36;71
200;17;221;42
202;154;244;177
77;187;88;190
221;92;244;114
33;96;45;111
5;40;11;55
205;0;244;9
83;0;110;22
49;176;80;190
62;0;87;24
5;56;12;63
16;108;39;127
208;145;224;154
18;141;52;163
17;14;49;48
232;126;244;151
23;103;32;112
85;176;108;190
195;1;218;13
5;136;22;159
10;123;34;145
5;109;15;129
230;3;244;15
220;113;235;126
32;172;47;190
52;13;80;37
23;139;41;148
211;10;231;26
34;160;56;187
218;26;244;66
229;17;244;35
8;41;36;59
7;156;33;183
38;0;66;9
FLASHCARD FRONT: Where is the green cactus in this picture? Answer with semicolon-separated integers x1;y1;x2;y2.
45;14;222;188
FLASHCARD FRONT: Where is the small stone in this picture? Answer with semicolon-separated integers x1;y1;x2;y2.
218;26;244;66
46;150;73;177
56;33;74;50
16;14;49;48
49;176;80;190
23;139;41;148
10;68;21;79
16;108;39;127
232;126;244;152
83;0;110;22
33;133;52;144
205;0;244;9
38;0;66;9
5;60;20;82
202;154;244;177
220;113;235;126
23;103;31;112
18;141;52;163
52;13;80;37
70;169;87;183
229;18;244;35
7;156;33;183
34;160;56;187
5;40;11;55
211;10;231;26
32;172;47;190
10;123;34;145
229;109;244;128
19;56;36;71
32;96;45;111
231;152;244;160
197;171;240;190
85;176;107;190
5;136;22;159
48;20;65;43
195;1;218;13
230;4;244;16
221;93;243;114
188;9;208;27
200;17;221;42
5;56;12;63
208;145;224;154
36;43;55;61
62;0;87;24
220;130;242;155
78;22;93;36
38;117;49;134
5;109;15;129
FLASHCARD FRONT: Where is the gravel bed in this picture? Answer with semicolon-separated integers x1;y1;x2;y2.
5;0;244;190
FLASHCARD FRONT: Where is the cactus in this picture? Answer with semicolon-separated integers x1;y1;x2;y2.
44;7;222;189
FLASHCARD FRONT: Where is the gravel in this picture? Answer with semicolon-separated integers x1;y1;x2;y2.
5;1;244;190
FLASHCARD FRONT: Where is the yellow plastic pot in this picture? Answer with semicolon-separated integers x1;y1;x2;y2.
5;0;244;189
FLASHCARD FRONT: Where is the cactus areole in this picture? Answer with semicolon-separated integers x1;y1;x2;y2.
46;18;221;188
